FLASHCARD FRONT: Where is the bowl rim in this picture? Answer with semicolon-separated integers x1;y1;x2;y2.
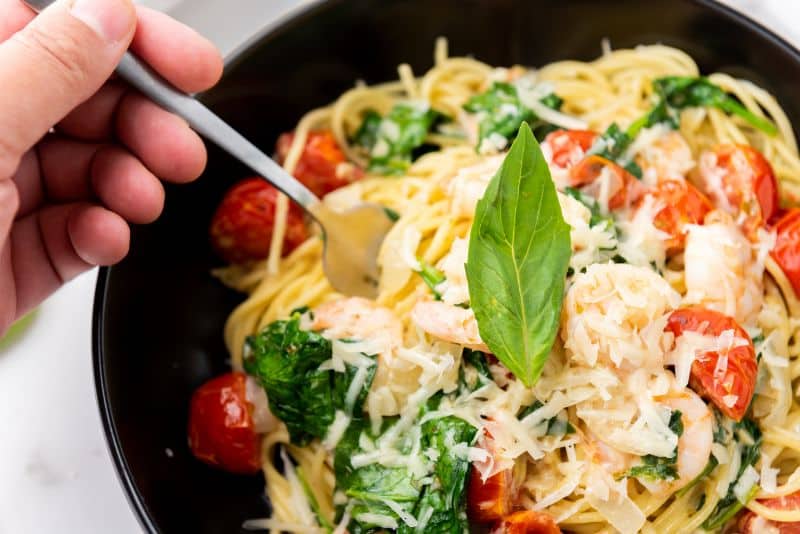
92;1;800;532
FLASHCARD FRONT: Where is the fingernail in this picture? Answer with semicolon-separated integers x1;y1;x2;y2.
70;0;134;43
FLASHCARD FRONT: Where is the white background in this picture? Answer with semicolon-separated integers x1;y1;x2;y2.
0;1;798;533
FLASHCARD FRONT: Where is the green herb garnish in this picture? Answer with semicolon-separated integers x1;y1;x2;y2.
702;417;763;530
353;104;439;175
466;123;571;386
629;76;777;137
587;122;642;178
623;410;684;481
463;82;564;150
417;259;446;300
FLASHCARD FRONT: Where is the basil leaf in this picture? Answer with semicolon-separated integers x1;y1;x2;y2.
465;123;571;386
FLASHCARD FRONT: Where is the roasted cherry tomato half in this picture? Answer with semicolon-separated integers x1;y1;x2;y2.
276;130;362;197
543;129;598;168
665;307;757;421
188;371;262;474
771;208;800;298
210;178;308;264
491;510;562;534
570;155;645;210
468;429;517;523
698;144;780;233
738;490;800;534
468;465;515;523
647;179;713;250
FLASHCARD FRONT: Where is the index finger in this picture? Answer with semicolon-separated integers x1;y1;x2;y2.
0;0;34;42
131;6;223;94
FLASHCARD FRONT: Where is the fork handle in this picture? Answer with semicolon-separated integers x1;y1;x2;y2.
116;54;321;209
22;0;321;211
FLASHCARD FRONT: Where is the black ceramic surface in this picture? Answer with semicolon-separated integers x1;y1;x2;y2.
93;1;800;532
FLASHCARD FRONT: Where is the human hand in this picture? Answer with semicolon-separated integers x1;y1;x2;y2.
0;0;223;335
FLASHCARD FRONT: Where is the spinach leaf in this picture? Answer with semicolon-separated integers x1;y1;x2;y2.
334;420;420;532
702;417;763;531
465;123;571;387
675;456;719;498
463;82;564;149
624;410;684;482
586;122;642;178
244;316;376;445
399;416;476;534
459;349;493;392
564;186;616;233
416;259;446;300
632;76;777;136
335;414;476;534
353;104;439;175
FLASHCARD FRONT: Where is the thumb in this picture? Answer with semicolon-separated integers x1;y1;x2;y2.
0;0;136;178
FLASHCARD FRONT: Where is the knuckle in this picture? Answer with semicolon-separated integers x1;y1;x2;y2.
13;25;92;93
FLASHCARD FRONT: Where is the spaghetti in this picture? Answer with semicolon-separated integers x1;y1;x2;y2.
209;39;800;533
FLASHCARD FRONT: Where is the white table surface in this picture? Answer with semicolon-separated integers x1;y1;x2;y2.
0;1;798;533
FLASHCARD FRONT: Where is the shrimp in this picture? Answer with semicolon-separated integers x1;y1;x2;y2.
561;263;680;370
582;388;713;495
683;211;764;326
410;300;489;352
634;128;695;185
650;389;714;493
311;297;403;351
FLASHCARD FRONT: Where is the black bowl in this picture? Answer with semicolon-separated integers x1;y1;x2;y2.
93;1;800;532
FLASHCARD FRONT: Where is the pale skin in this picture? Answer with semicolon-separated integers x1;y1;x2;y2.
0;0;224;336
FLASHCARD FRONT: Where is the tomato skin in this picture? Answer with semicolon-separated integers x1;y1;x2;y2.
543;130;598;168
738;491;800;533
275;130;362;197
771;208;800;298
188;372;262;474
467;465;515;523
665;307;757;421
209;178;308;263
491;510;562;534
700;144;780;232
648;179;713;250
570;155;645;210
468;428;518;523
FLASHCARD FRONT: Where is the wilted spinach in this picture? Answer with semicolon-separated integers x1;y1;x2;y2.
623;410;684;482
353;104;439;175
463;82;564;149
244;315;376;445
628;76;777;137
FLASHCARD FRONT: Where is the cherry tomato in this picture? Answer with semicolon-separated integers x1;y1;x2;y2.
275;130;362;197
491;510;562;534
647;179;713;250
210;178;308;264
468;429;516;523
738;491;800;533
698;144;780;233
771;208;800;298
188;372;262;474
665;307;757;421
468;465;515;523
543;130;598;168
570;155;645;210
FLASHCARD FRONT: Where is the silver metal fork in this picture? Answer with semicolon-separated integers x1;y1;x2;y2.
23;0;394;298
